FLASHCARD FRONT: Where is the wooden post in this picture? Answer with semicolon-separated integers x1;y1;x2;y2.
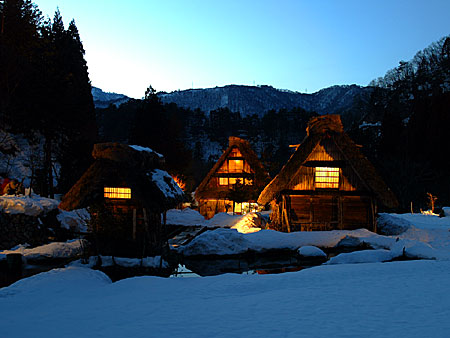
132;209;137;240
372;200;377;233
142;208;149;257
282;195;291;233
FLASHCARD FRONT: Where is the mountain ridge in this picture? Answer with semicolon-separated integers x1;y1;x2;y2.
92;84;371;117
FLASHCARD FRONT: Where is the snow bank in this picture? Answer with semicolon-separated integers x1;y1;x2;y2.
377;213;413;235
1;261;450;338
298;246;327;258
181;228;250;256
57;208;90;232
230;213;264;233
442;207;450;217
165;208;264;233
150;169;184;199
0;195;59;216
166;208;205;225
181;228;373;256
0;239;85;261
327;249;395;265
384;212;450;230
180;224;450;261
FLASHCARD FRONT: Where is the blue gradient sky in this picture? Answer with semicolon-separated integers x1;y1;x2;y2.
37;0;450;98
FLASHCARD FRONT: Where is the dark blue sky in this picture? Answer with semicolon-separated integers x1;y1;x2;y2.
38;0;450;98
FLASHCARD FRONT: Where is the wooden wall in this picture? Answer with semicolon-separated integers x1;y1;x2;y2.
283;194;374;232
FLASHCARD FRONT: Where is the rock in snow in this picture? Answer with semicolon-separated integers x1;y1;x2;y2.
297;245;327;258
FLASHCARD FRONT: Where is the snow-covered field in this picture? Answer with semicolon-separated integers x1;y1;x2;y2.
0;261;449;338
1;211;449;337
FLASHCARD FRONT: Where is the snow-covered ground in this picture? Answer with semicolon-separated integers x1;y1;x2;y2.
166;208;264;233
0;239;85;262
1;212;450;336
177;211;450;261
0;195;89;233
0;195;59;216
1;261;449;338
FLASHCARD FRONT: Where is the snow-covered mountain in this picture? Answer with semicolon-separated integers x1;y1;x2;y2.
91;87;130;108
159;84;371;117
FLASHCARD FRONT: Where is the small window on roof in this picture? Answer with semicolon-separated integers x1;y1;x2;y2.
230;148;242;157
104;187;131;199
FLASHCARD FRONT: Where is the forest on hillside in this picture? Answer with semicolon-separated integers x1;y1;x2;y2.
0;0;97;195
1;0;449;212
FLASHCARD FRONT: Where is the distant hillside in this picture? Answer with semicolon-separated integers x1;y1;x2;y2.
92;87;130;108
159;84;371;117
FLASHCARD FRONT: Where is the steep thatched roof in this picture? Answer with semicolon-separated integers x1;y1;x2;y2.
258;115;398;208
59;143;184;212
195;136;270;200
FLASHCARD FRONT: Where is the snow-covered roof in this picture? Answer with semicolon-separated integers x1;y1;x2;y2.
129;145;163;158
149;169;184;199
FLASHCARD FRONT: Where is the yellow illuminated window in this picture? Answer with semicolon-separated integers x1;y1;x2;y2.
230;148;242;157
219;177;228;185
315;167;339;189
229;177;244;185
104;187;131;199
229;159;243;173
234;202;242;213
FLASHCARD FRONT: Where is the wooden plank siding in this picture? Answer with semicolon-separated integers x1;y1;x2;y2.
285;193;375;231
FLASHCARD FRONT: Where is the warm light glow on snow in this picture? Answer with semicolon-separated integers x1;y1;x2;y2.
104;187;131;199
315;167;339;189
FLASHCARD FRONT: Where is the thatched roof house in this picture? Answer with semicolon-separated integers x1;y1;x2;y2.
59;143;184;256
60;143;184;212
258;115;398;232
195;136;270;219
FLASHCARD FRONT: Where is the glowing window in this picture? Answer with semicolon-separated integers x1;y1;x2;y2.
229;177;244;185
315;167;339;189
234;202;242;213
219;177;228;185
245;178;253;185
104;187;131;199
230;148;242;157
229;159;244;173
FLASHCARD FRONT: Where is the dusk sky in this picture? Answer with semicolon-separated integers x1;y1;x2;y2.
38;0;450;98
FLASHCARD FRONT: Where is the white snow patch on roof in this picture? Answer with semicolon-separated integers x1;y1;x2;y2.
129;145;163;158
150;169;184;199
359;121;381;129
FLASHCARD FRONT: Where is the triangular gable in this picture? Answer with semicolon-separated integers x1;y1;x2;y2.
285;137;369;193
258;115;398;208
195;137;269;200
